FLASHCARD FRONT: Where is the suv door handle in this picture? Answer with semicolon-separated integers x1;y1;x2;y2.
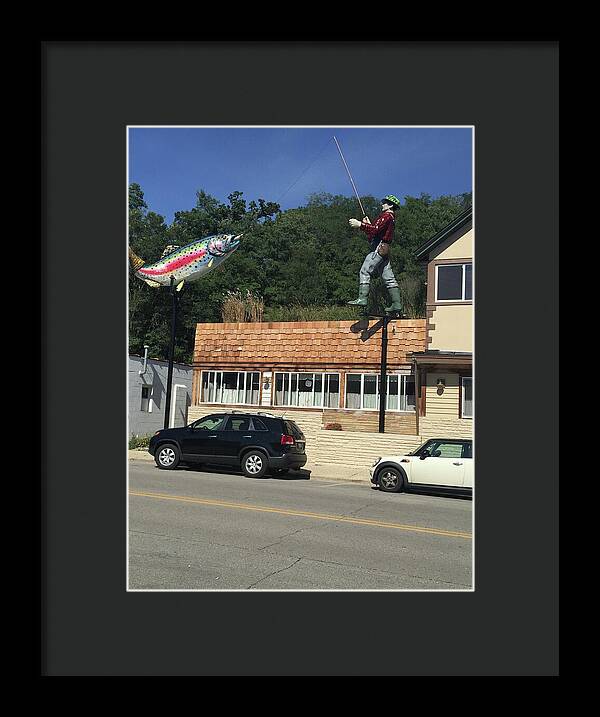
243;435;252;438
208;435;218;438
453;462;463;465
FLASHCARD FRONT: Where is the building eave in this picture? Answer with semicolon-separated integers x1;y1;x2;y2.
414;207;473;260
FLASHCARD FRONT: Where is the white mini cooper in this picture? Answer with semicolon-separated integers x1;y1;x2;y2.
370;438;473;495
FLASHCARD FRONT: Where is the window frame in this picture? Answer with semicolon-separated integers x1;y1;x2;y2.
435;262;473;303
200;370;261;406
273;371;340;409
343;372;416;412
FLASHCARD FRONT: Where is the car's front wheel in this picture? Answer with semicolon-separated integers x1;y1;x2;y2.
242;450;268;478
155;443;181;470
377;466;404;493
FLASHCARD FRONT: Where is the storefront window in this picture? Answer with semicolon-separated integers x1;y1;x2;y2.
201;371;261;405
345;373;416;411
274;372;340;408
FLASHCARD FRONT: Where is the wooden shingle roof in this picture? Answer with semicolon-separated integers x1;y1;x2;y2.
193;320;427;370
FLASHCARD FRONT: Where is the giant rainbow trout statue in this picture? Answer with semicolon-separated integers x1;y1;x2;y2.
129;233;243;290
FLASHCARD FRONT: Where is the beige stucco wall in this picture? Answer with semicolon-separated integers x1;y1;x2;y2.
430;227;473;261
421;372;472;439
429;304;473;351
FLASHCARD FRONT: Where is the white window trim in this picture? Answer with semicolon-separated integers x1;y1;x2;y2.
200;370;261;406
343;372;416;412
461;376;473;419
435;263;473;303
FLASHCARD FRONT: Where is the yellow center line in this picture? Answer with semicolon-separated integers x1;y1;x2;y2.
129;490;472;540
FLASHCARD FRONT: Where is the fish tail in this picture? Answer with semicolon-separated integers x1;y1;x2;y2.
128;246;145;272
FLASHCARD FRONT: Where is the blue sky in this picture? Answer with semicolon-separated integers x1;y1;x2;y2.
128;127;472;223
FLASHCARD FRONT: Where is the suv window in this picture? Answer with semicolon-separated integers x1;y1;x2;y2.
251;417;269;431
225;416;251;432
284;420;303;439
462;441;473;459
192;415;226;431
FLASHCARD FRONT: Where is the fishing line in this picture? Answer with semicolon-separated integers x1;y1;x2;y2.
275;136;334;205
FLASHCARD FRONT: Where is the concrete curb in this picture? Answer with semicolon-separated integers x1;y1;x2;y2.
127;452;370;484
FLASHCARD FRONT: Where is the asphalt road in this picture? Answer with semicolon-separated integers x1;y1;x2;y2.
128;461;473;591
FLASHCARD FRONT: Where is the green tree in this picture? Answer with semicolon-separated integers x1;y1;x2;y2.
129;182;471;362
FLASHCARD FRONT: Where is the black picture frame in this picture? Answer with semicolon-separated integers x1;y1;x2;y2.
41;40;559;676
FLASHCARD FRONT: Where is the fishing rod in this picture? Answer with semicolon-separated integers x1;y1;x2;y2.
333;135;367;219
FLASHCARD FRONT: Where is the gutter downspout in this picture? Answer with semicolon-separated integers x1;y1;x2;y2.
138;345;150;377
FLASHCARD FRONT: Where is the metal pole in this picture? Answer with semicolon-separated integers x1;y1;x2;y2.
163;277;178;429
333;135;367;218
378;315;389;433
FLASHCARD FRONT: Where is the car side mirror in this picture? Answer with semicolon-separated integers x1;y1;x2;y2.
420;452;430;460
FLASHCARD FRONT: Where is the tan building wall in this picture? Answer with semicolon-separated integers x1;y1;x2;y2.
425;222;473;352
428;305;473;352
420;372;472;439
430;227;473;261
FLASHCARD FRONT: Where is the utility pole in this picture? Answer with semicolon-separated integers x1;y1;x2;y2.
378;314;390;433
163;277;179;429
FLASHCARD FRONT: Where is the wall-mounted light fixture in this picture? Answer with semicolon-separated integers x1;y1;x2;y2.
436;378;445;388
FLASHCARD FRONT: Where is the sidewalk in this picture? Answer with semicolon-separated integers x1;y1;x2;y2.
127;450;370;484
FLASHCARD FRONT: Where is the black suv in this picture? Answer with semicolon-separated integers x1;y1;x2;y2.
148;411;307;478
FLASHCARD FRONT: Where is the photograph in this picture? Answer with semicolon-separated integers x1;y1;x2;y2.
127;125;475;591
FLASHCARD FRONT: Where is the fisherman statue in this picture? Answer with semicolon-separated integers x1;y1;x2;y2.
347;194;403;315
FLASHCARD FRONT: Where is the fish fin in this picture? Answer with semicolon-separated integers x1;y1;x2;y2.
207;258;214;268
143;279;162;288
128;246;146;272
176;280;185;292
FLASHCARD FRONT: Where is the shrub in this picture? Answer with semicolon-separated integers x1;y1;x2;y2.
129;434;152;450
324;422;343;431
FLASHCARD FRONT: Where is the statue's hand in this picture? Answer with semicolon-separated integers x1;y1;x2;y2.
349;218;362;228
363;216;371;224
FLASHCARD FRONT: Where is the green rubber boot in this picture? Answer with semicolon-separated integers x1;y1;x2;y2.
384;287;403;315
347;284;370;306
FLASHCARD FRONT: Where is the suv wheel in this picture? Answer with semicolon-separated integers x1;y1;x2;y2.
377;466;404;493
242;450;268;478
155;443;181;470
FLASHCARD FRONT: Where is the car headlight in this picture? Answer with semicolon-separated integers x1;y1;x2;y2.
371;457;382;467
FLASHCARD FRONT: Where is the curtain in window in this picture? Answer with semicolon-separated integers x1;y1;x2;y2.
237;372;246;404
363;375;377;409
346;374;361;409
221;372;238;404
387;375;398;410
250;373;260;404
326;375;339;408
297;373;313;407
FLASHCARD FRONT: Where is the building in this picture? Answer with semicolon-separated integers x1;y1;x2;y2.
129;354;192;437
188;208;472;448
408;207;473;439
190;318;427;434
